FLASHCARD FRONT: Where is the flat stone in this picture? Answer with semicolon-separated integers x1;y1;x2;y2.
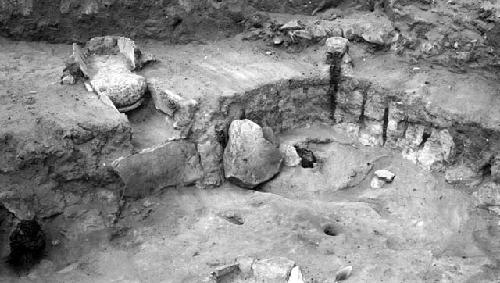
223;119;282;189
280;19;304;31
236;256;256;276
416;129;454;171
148;79;185;117
252;257;296;282
374;169;395;182
359;121;384;146
61;74;75;85
339;14;394;45
288;266;305;283
113;140;203;198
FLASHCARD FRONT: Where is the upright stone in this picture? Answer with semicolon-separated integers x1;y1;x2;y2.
223;119;282;188
326;37;349;56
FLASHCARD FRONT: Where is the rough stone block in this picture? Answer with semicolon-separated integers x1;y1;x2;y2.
113;140;203;198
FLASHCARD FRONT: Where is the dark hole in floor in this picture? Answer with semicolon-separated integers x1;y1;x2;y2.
8;219;46;272
294;146;317;168
323;224;340;236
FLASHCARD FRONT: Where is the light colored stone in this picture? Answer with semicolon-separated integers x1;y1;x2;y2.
290;30;313;40
90;71;147;110
223;119;282;189
375;170;395;182
288;266;305;283
339;14;394;45
280;19;304;31
326;37;348;55
359;121;384;146
117;37;137;69
84;82;94;92
280;144;301;167
61;74;75;85
252;257;295;282
370;177;385;189
148;79;184;117
72;43;90;77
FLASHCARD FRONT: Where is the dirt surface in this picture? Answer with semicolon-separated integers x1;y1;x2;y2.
1;0;500;282
0;126;497;282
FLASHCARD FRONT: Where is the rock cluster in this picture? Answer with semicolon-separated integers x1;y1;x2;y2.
243;13;395;49
370;169;396;189
209;256;304;283
62;36;155;112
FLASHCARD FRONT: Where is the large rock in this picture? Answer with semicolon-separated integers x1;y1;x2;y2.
113;140;203;198
223;119;282;188
399;126;455;171
90;71;147;110
416;129;454;170
338;13;394;45
63;36;154;112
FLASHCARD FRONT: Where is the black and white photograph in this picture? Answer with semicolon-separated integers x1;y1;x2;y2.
0;0;499;282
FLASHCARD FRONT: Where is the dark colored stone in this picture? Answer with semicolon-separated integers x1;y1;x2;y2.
294;146;317;168
8;219;46;269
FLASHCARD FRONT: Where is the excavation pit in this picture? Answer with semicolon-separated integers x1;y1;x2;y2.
1;2;500;281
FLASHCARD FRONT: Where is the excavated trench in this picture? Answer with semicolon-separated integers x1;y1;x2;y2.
1;0;500;280
1;37;500;281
